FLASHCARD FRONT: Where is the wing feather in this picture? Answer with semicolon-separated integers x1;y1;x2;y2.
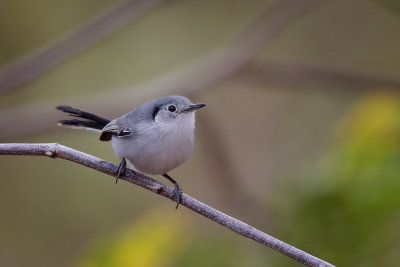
99;120;134;141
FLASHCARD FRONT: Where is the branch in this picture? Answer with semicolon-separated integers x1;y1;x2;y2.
0;0;328;140
0;0;324;94
0;0;163;93
0;143;334;267
239;60;400;90
196;113;257;210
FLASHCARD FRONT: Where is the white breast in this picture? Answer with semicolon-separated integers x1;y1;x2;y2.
111;113;195;175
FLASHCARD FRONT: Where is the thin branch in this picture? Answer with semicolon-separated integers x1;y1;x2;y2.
0;0;163;93
0;0;328;140
196;112;258;211
239;60;400;90
0;143;334;267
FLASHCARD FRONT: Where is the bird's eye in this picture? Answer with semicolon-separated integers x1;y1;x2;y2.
168;105;177;112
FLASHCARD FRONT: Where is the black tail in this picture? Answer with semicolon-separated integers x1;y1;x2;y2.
56;105;112;131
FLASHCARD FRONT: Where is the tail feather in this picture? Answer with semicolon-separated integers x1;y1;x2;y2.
56;105;112;131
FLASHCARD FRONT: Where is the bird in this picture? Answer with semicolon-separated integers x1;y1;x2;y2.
56;95;206;208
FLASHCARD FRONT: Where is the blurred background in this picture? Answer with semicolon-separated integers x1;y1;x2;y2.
1;0;400;266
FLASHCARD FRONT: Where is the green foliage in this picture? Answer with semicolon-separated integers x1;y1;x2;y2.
279;92;400;266
1;0;400;266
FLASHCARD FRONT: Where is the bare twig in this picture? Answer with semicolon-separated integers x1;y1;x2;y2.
196;113;257;211
0;143;334;267
239;60;400;90
0;0;163;93
2;56;398;142
0;0;328;140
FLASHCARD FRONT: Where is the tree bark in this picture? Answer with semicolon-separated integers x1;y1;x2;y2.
0;143;334;267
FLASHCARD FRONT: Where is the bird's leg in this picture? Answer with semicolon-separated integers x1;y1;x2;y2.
162;173;183;209
115;158;127;183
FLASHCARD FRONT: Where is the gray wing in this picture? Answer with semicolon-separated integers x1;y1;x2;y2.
99;119;135;141
99;101;156;141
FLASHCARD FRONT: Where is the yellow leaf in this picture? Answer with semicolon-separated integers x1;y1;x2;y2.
78;207;193;267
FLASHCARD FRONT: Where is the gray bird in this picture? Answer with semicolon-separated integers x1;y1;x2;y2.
57;95;206;208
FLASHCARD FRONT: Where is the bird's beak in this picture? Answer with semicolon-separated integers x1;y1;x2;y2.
183;103;206;112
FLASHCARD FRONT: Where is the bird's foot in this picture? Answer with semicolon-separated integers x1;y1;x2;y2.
172;183;183;209
115;158;127;183
162;173;183;209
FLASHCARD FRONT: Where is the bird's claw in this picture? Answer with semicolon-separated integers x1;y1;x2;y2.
173;183;183;209
115;158;127;183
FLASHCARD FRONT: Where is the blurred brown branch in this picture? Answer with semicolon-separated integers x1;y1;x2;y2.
0;0;327;140
240;60;400;90
196;112;258;211
0;0;163;93
0;143;334;267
